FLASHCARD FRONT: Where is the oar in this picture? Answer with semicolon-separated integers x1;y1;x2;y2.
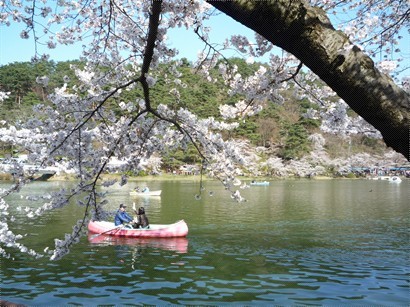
90;225;123;239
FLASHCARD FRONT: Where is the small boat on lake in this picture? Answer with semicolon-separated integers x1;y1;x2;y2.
250;180;270;186
88;219;188;238
388;176;402;183
369;176;402;183
130;189;162;196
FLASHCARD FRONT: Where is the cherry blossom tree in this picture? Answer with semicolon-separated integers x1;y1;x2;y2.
209;0;409;159
0;0;409;259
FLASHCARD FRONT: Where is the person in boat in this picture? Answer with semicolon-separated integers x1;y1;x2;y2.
141;186;150;193
114;204;133;227
135;186;141;192
138;207;150;229
132;203;149;229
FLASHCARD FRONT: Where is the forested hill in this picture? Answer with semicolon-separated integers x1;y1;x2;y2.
0;58;401;173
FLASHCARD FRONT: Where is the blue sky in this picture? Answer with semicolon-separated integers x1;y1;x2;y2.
1;10;408;80
0;13;264;65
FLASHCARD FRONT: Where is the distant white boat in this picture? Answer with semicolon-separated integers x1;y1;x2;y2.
130;190;162;196
388;176;402;183
250;181;270;186
368;176;402;182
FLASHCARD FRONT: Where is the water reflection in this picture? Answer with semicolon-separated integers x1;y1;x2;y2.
88;234;189;254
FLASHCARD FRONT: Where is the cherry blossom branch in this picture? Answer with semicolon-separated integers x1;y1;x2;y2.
49;76;141;155
281;62;303;83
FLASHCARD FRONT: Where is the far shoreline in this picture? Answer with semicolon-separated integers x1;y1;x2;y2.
47;173;338;182
0;172;358;182
4;172;407;183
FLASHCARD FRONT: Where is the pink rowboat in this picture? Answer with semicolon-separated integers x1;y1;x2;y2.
88;219;188;238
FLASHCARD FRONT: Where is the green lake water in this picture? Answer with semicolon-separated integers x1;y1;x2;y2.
1;178;409;305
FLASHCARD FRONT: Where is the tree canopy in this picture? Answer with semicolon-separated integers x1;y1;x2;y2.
0;0;409;259
208;0;409;159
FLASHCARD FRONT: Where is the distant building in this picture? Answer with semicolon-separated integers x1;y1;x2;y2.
179;164;199;175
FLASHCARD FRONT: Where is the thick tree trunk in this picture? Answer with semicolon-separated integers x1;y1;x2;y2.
208;0;409;160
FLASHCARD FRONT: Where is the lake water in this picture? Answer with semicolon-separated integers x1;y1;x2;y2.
1;178;409;306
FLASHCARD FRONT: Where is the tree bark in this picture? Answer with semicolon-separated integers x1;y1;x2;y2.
208;0;409;160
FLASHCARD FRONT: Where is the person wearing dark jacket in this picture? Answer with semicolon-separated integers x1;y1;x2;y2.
137;206;149;229
114;204;133;226
132;202;150;229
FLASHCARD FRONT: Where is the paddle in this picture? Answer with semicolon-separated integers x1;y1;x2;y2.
90;224;124;239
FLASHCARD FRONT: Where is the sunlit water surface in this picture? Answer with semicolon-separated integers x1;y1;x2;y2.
1;179;409;305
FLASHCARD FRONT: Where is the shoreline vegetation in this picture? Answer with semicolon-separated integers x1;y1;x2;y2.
0;172;384;182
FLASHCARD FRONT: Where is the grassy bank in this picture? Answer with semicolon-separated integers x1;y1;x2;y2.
0;173;12;181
